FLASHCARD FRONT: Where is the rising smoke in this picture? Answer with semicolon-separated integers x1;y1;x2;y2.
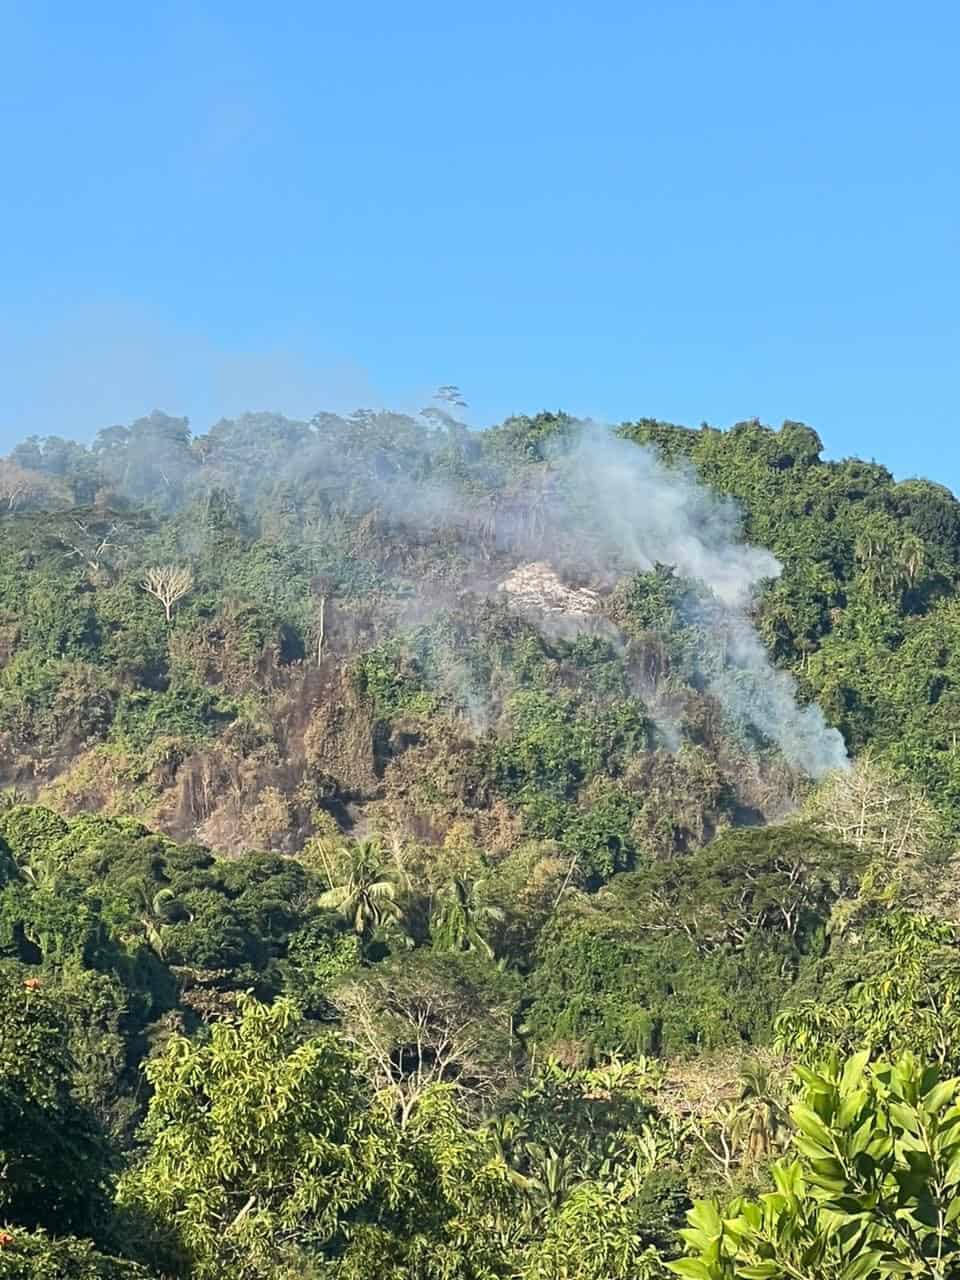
543;424;850;778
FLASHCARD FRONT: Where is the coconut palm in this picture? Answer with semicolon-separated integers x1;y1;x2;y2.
855;529;897;597
20;860;56;893
509;1142;586;1229
898;532;926;589
317;839;405;942
731;1059;789;1163
431;876;505;960
123;879;190;959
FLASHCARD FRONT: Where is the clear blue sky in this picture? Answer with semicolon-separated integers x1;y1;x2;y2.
1;1;957;491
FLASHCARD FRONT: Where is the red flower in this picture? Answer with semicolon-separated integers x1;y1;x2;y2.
0;1231;14;1247
23;978;42;991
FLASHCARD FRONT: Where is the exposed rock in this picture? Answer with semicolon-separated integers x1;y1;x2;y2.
497;562;601;618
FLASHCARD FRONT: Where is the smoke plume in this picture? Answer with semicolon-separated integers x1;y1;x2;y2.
545;424;849;777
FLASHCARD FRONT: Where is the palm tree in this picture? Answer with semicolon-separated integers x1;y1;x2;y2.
18;845;64;893
898;532;926;591
123;879;189;959
0;788;28;812
317;839;405;942
431;876;505;960
855;529;897;597
510;1142;584;1229
856;528;926;603
141;888;178;959
731;1060;789;1163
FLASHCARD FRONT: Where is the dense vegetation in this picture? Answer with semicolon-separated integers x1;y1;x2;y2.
1;404;959;1277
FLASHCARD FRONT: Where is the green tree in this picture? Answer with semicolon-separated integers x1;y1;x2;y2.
524;1180;667;1278
432;876;505;960
0;1228;153;1280
776;912;960;1073
120;881;186;960
671;1050;960;1279
118;995;375;1279
0;975;113;1240
316;839;405;943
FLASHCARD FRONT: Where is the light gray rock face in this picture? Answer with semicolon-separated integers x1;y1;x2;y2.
498;562;601;618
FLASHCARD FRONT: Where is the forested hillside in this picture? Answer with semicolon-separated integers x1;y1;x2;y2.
1;406;959;1278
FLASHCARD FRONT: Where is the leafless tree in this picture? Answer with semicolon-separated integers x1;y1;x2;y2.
141;564;194;623
0;460;65;511
59;515;129;583
803;757;941;862
310;574;335;663
333;956;516;1125
800;756;949;923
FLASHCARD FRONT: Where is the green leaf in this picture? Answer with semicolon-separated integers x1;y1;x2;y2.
889;1102;921;1134
841;1250;884;1279
837;1090;869;1130
922;1079;958;1113
666;1260;716;1280
840;1050;871;1094
794;1135;834;1162
686;1200;724;1239
792;1103;836;1150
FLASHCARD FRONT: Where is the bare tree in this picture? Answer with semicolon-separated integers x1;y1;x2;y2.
0;460;32;510
0;460;66;511
803;757;941;862
310;574;335;663
59;515;130;584
801;756;948;923
141;565;194;623
333;954;516;1125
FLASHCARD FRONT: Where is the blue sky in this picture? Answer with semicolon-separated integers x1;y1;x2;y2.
1;1;957;491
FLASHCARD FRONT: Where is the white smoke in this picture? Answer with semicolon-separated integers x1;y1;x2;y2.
711;620;850;776
549;424;849;777
285;413;849;777
551;423;778;602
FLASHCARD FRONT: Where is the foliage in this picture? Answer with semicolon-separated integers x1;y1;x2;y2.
671;1050;960;1279
119;996;373;1279
316;838;405;943
110;683;234;753
0;1228;153;1280
526;1182;668;1278
0;974;114;1239
0;803;70;861
431;876;505;960
334;950;519;1123
776;912;960;1073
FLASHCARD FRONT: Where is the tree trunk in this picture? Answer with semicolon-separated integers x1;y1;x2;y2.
317;595;326;663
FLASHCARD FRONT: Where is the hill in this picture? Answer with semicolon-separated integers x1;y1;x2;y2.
1;407;959;1278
